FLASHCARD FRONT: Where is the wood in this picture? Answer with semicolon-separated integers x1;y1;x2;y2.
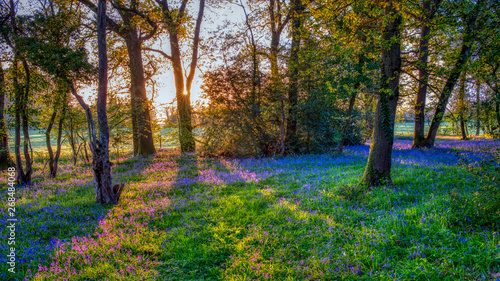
412;0;441;148
361;0;401;187
0;64;13;169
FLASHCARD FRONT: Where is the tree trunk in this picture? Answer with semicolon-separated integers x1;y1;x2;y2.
458;72;467;140
475;82;480;135
0;64;13;169
280;97;285;155
423;0;482;147
361;0;401;187
413;0;438;148
46;110;57;177
170;34;195;153
286;0;302;153
69;117;78;165
496;98;500;128
94;0;122;204
12;60;26;184
338;93;357;155
53;103;66;176
124;35;155;157
171;39;188;151
338;54;365;155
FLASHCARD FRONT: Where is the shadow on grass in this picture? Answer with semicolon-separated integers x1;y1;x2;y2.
156;154;270;280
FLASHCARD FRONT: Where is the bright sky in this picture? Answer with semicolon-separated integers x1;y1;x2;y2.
17;0;244;112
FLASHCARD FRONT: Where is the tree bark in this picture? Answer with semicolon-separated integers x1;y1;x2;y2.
338;93;357;155
94;0;121;204
413;0;441;148
496;98;500;128
475;82;480;135
161;0;206;153
53;103;66;175
46;110;57;177
338;54;365;155
361;0;401;187
8;0;31;185
423;0;482;147
77;0;157;157
0;64;13;169
286;0;302;153
12;60;26;184
458;72;467;140
124;35;156;156
46;94;67;177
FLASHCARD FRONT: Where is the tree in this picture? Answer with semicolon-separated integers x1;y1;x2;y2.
148;0;206;153
285;0;302;153
23;2;122;204
45;82;68;177
0;63;13;169
418;0;485;147
411;0;442;148
78;0;157;157
360;0;402;187
0;0;33;185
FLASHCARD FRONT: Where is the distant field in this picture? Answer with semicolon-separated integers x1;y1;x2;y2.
7;128;179;156
7;123;468;153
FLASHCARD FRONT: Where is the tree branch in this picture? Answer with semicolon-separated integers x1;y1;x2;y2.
142;47;173;61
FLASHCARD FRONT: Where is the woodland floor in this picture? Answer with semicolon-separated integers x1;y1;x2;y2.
1;138;500;280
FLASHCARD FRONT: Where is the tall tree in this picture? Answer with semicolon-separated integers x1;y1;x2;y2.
286;0;301;153
0;63;13;169
93;0;118;204
78;0;157;156
24;2;122;203
412;0;441;148
45;84;68;177
421;0;484;147
149;0;206;152
0;0;33;184
458;71;468;140
361;0;402;187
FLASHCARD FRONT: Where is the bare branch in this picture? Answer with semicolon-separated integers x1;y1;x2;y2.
142;47;173;61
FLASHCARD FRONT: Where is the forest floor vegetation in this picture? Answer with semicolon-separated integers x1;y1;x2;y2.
1;138;499;280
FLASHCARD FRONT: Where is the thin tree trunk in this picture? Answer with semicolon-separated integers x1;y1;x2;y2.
423;0;482;147
338;93;357;155
170;35;195;152
475;82;480;135
0;64;13;169
413;0;441;148
21;59;33;184
46;110;57;177
459;71;467;140
338;54;364;155
69;117;78;165
53;102;66;176
496;98;500;128
12;60;26;184
361;0;401;187
286;0;302;153
95;0;121;204
280;97;285;155
162;0;206;153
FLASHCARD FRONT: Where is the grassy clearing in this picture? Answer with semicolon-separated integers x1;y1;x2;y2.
1;139;499;280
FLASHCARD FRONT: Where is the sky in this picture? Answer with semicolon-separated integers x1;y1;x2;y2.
16;0;244;111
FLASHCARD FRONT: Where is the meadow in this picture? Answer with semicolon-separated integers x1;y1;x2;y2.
1;137;499;280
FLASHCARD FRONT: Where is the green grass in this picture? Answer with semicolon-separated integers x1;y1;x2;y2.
1;140;500;280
